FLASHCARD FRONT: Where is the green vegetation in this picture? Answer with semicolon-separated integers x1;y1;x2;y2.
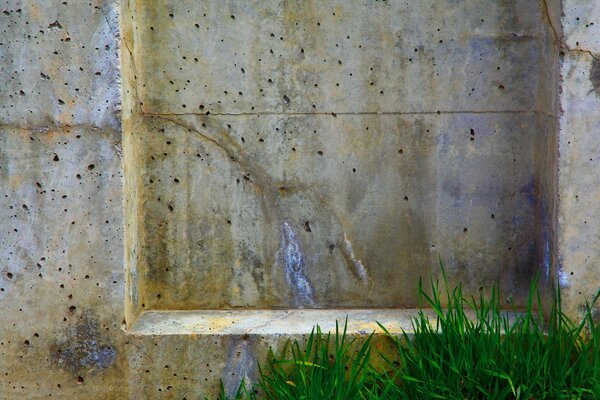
218;266;600;400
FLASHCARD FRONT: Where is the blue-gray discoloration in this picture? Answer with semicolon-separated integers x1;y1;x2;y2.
543;238;551;281
49;314;116;373
540;200;552;282
520;177;538;207
81;341;117;369
222;337;257;398
278;222;315;307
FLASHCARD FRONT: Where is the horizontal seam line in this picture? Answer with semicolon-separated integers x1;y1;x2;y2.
0;123;117;132
140;110;558;117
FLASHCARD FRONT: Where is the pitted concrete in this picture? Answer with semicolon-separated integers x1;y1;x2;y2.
122;0;558;319
1;1;597;399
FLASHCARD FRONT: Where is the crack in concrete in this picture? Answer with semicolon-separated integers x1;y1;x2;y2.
100;4;117;37
145;114;237;164
139;112;376;289
566;47;600;61
540;0;599;60
541;0;560;45
143;113;280;225
122;40;145;110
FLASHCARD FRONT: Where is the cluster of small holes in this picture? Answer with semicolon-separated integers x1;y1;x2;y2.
0;121;123;397
0;2;120;128
135;2;522;115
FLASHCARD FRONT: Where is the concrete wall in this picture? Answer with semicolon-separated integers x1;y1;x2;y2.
122;0;558;321
0;1;596;399
0;1;126;398
558;0;600;318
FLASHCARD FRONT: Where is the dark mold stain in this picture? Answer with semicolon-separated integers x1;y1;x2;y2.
519;176;538;207
589;58;600;97
49;313;116;373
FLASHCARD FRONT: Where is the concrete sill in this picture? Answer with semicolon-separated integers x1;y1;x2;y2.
126;308;521;336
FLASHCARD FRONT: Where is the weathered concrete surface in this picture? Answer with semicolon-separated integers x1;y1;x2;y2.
133;0;549;114
0;125;127;399
131;113;545;312
0;1;120;130
0;0;126;399
129;308;523;336
123;0;559;320
4;0;595;399
0;1;127;398
557;1;600;319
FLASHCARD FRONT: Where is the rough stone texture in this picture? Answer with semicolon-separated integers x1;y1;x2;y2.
3;0;598;399
558;0;600;318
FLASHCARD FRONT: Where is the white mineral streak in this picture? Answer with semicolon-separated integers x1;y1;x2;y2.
558;268;570;287
279;222;315;307
343;232;369;284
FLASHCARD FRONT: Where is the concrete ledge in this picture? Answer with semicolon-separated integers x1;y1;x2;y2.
126;308;524;336
127;309;434;336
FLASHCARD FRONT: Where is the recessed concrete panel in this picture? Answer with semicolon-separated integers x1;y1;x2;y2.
131;113;541;312
121;0;559;323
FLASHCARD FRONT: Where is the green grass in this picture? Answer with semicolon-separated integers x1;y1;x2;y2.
217;265;600;400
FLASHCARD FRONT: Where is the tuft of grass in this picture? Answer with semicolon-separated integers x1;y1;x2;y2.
216;263;600;400
374;265;600;399
255;320;374;400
